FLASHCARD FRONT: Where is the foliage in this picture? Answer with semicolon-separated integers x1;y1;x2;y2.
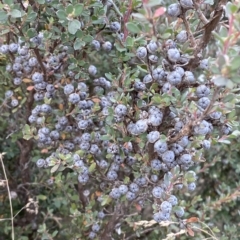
0;0;240;239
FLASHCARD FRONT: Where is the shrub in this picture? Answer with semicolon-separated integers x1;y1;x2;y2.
0;0;240;239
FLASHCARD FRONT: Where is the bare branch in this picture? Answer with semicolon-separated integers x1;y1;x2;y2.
193;0;209;25
186;3;226;70
125;226;157;240
0;153;15;240
100;203;123;240
33;48;47;77
182;10;196;48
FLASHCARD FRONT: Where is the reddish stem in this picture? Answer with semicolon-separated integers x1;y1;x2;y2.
123;0;133;42
223;14;234;54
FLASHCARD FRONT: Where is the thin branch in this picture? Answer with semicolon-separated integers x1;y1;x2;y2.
0;153;14;240
198;220;218;239
77;182;87;211
33;48;47;77
191;225;218;240
182;10;196;48
100;203;123;240
125;226;157;240
186;1;227;70
108;0;123;18
193;0;209;25
123;0;133;42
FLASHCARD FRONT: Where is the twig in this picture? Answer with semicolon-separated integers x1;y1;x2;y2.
123;0;133;42
100;203;123;240
0;153;14;240
182;10;196;47
193;0;209;25
33;48;47;77
198;220;218;239
186;1;226;70
125;226;157;240
108;0;123;18
77;182;87;211
223;14;234;54
0;205;27;222
191;225;218;240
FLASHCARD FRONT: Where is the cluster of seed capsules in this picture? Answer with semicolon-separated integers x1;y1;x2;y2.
0;2;232;238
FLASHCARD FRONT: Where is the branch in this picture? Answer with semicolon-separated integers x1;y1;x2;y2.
186;3;225;70
108;0;123;18
199;6;224;49
100;203;123;240
182;10;196;48
0;153;15;240
77;182;87;211
193;0;209;25
33;48;47;77
123;0;133;42
125;226;157;240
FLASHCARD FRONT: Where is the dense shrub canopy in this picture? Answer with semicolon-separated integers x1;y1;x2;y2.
0;0;240;239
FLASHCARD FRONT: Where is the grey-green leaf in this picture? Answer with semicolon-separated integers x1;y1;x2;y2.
56;10;67;20
68;20;81;34
74;3;84;16
126;22;141;34
10;9;22;18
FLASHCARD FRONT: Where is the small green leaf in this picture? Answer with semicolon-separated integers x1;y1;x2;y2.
23;134;32;140
68;20;81;34
136;65;148;73
51;163;60;173
105;73;113;81
218;138;231;144
52;230;58;237
212;227;220;233
185;171;196;183
162;32;171;39
27;28;37;38
37;195;47;200
126;22;141;34
56;10;67;20
10;9;22;18
74;3;84;16
22;124;31;135
100;135;111;141
213;76;228;86
231;130;240;137
74;38;85;50
124;176;130;184
152;94;162;104
101;196;111;206
82;35;93;43
0;28;10;35
66;4;74;14
89;162;96;173
37;0;45;3
26;11;37;22
115;42;126;52
230;56;240;71
0;10;8;22
226;2;238;16
126;36;134;47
